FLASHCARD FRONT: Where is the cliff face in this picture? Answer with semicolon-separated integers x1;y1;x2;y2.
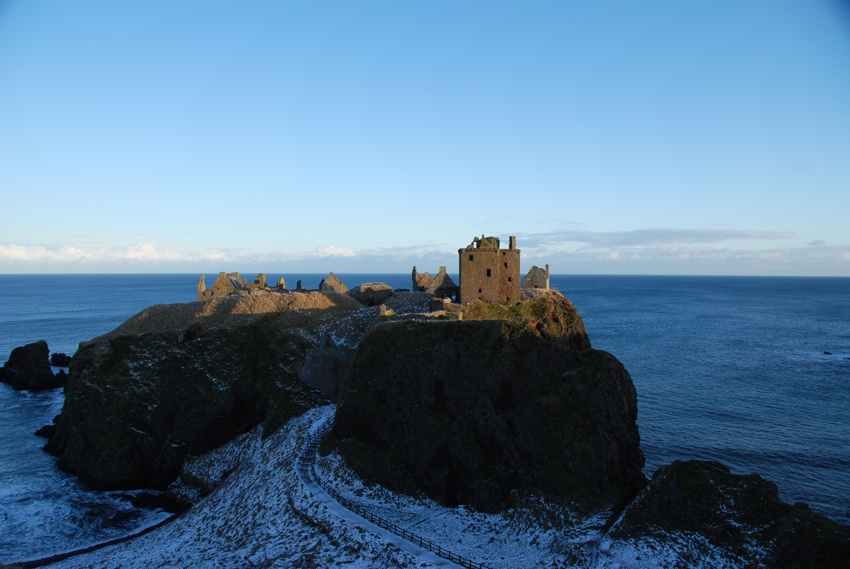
45;292;379;490
608;460;850;568
331;309;646;513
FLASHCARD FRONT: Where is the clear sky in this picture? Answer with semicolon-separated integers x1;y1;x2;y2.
1;1;849;275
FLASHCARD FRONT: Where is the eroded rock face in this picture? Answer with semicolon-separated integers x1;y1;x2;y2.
45;293;381;491
608;460;850;568
331;316;646;513
0;340;61;391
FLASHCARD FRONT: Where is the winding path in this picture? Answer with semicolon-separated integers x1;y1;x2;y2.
295;408;491;569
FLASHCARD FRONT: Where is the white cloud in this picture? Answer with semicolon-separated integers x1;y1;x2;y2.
313;245;356;258
0;243;234;265
122;244;183;261
0;244;93;262
2;231;848;276
518;228;797;249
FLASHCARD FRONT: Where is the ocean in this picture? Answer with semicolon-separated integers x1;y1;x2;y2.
0;273;848;563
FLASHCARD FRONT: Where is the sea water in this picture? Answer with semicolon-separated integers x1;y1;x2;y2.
0;273;847;562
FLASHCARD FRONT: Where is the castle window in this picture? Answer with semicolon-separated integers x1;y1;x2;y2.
469;254;474;261
478;288;482;293
508;277;512;282
486;269;491;277
504;262;507;268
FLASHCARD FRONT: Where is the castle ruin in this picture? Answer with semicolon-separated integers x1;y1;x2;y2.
198;234;551;305
411;266;459;300
523;265;550;290
319;272;348;293
458;235;521;304
198;272;285;300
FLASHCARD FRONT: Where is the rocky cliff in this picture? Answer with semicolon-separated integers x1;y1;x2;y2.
45;292;382;490
607;460;850;568
330;292;646;514
28;284;850;568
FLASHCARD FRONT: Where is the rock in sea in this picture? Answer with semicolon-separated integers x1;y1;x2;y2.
0;340;62;391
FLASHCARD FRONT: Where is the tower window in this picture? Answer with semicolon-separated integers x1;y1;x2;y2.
508;277;512;282
486;269;491;277
469;254;474;261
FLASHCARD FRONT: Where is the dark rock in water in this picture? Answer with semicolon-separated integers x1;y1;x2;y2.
824;351;833;355
608;460;850;568
50;352;73;367
54;369;68;386
34;424;56;438
331;315;646;514
0;340;60;391
347;282;393;307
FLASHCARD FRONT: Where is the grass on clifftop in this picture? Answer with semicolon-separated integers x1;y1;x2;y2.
461;290;590;350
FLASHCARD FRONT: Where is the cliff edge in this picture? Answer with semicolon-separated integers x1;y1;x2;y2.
45;292;377;490
330;292;646;514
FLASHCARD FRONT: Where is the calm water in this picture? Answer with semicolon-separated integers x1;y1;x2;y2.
0;273;848;562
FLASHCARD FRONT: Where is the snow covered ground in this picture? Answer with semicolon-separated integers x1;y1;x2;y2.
30;406;740;569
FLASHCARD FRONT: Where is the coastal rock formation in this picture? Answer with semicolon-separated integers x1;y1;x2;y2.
50;352;73;367
330;293;645;513
45;292;380;490
607;460;850;568
0;340;63;391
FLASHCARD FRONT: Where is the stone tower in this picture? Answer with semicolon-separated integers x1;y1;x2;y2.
458;235;521;304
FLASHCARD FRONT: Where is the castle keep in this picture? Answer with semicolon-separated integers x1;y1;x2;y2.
458;235;521;304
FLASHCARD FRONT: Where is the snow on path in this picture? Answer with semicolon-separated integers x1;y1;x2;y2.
31;405;741;569
41;406;437;569
295;408;462;568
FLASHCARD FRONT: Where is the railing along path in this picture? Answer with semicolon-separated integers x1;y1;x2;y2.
297;414;490;569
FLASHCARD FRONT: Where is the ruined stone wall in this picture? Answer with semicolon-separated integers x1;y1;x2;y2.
522;265;550;290
458;247;521;304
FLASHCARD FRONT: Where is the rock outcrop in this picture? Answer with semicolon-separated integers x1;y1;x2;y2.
0;340;63;391
608;460;850;568
330;292;645;513
50;352;73;367
45;292;381;490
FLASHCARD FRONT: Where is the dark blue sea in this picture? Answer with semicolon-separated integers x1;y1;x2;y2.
0;273;848;562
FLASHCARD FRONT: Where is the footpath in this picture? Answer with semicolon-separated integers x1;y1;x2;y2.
295;408;490;569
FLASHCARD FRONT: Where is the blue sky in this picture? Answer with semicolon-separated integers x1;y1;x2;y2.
1;1;849;275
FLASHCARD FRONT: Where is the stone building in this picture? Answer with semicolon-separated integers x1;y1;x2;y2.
522;265;550;290
411;266;459;300
319;272;348;293
458;235;521;304
198;272;285;300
